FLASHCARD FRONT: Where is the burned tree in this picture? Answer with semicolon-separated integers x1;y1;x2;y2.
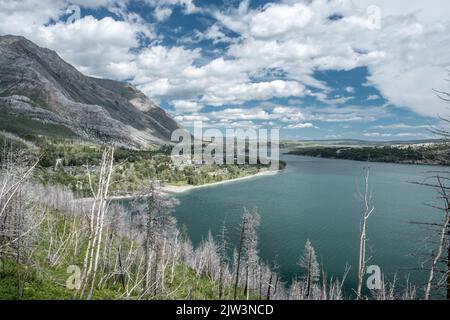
412;89;450;299
298;239;320;299
357;167;375;299
217;224;229;299
233;208;260;299
0;142;43;299
131;179;177;298
78;147;115;300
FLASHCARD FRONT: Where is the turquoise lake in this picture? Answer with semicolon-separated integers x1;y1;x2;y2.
165;155;445;296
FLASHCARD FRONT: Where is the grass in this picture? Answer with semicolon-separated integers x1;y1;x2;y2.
0;114;79;140
0;260;73;300
0;257;246;300
0;209;249;300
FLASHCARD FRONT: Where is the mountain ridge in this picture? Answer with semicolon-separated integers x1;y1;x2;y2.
0;34;180;148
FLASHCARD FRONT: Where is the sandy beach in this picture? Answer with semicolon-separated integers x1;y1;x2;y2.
160;170;278;194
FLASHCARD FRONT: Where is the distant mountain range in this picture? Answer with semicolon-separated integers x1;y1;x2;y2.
0;35;180;148
281;138;441;147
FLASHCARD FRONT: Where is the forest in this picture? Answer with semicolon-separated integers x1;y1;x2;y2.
6;137;274;198
286;144;450;166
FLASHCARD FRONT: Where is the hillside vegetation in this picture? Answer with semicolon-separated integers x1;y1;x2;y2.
0;134;272;198
286;143;450;166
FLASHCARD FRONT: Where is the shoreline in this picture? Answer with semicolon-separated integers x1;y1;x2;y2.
89;169;279;201
285;152;449;167
161;169;278;194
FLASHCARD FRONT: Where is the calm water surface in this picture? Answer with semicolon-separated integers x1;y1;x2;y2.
166;155;444;294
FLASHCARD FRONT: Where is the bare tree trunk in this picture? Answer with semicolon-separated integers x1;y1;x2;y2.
244;264;249;299
258;263;262;300
78;147;115;300
218;225;227;299
447;244;450;300
273;273;279;299
144;214;153;294
357;168;375;299
306;250;312;298
425;177;450;300
266;272;273;300
234;216;247;299
15;193;22;299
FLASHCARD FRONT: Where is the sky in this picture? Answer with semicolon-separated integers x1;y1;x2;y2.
1;0;450;140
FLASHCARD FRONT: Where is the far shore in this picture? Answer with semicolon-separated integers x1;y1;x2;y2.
78;169;279;202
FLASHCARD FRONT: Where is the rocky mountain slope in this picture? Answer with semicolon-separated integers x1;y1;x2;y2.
0;35;180;148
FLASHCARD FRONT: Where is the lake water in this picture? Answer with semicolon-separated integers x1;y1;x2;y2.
169;155;445;296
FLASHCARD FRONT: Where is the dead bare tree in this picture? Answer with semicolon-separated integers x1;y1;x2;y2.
417;169;450;300
217;223;229;299
195;231;220;281
408;108;450;299
233;208;260;299
298;239;320;299
130;179;177;298
0;143;45;299
243;210;260;300
357;167;375;299
233;212;248;299
77;146;115;300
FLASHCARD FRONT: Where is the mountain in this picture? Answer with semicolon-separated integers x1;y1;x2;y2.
0;35;181;148
281;138;441;147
